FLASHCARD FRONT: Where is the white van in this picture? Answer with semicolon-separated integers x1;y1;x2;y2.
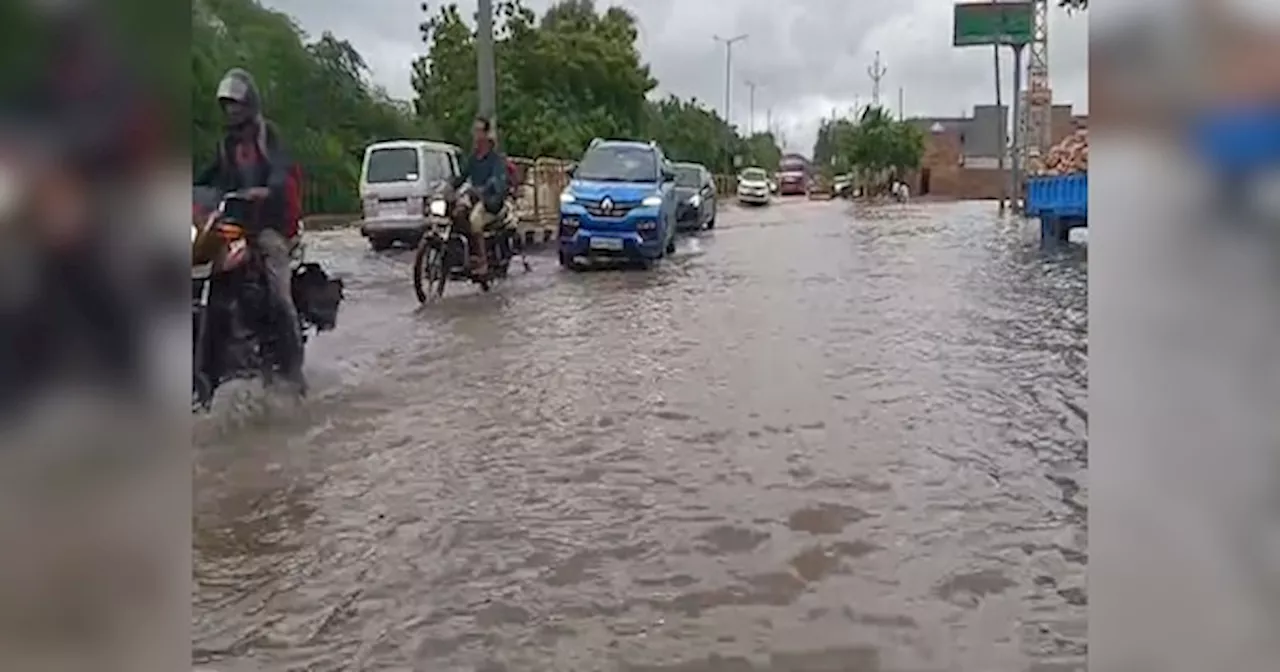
359;139;463;251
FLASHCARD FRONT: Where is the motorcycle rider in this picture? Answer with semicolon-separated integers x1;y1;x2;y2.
451;116;508;278
193;68;306;393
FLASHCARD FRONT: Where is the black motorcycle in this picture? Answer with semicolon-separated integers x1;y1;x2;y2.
412;184;529;302
191;188;344;409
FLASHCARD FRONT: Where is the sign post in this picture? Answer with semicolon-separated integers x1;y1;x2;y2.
953;2;1032;214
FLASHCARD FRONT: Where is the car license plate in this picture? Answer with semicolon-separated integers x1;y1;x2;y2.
589;237;623;251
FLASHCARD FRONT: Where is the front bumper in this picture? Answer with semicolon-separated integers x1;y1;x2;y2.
557;205;665;259
359;215;428;238
558;229;664;259
737;189;769;203
558;216;664;259
676;202;705;228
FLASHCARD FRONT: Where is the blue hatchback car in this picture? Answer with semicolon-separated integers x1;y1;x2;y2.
557;139;678;270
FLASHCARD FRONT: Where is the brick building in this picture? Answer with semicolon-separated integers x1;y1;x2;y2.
902;104;1085;199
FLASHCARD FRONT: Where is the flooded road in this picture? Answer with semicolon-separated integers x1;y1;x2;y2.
193;199;1087;672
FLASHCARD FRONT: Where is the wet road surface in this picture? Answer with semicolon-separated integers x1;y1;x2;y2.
193;199;1087;671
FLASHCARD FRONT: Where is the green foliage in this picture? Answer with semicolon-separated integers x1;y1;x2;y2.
739;132;783;172
413;0;656;159
412;0;779;172
815;105;924;182
193;0;424;214
189;0;777;214
812;118;856;174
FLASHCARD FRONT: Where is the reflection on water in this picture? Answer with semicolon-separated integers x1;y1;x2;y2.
194;201;1087;671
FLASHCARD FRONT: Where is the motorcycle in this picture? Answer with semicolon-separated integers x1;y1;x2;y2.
412;183;529;302
191;188;344;409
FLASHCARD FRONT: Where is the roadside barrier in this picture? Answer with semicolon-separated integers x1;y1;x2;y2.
303;157;742;247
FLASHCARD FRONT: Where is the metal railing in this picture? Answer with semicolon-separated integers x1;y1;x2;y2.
304;156;740;237
508;156;739;229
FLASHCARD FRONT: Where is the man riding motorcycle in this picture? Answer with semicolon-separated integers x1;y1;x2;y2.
193;68;306;393
451;116;509;278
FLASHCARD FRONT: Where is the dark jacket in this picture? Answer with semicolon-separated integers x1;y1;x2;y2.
194;119;292;233
453;148;508;213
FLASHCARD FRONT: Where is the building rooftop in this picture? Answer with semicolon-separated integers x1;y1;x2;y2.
906;103;1081;159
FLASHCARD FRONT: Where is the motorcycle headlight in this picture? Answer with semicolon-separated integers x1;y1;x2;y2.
428;199;447;217
191;224;198;243
688;194;701;207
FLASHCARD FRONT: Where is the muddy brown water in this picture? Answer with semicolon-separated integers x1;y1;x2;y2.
193;199;1087;672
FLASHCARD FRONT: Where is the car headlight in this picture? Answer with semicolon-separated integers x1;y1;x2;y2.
560;191;575;203
642;195;662;207
428;199;447;216
688;194;701;207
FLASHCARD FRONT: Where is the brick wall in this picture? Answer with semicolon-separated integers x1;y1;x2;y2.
903;129;1009;199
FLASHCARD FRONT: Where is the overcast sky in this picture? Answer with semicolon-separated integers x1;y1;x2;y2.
261;0;1088;154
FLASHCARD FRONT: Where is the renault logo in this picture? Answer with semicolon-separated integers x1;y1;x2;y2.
600;197;613;213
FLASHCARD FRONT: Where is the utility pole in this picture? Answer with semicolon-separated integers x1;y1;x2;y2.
867;51;887;107
897;87;904;121
713;34;748;127
993;44;1005;214
1010;43;1025;211
745;80;758;134
476;0;496;128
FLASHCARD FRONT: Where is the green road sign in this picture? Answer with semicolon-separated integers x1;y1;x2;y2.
953;2;1033;46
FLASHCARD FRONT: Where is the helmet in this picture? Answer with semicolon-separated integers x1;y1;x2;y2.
215;68;260;127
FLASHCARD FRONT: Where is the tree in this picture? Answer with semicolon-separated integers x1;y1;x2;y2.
412;0;657;159
739;132;782;171
412;0;777;172
825;105;924;187
190;0;773;216
812;117;857;175
645;95;734;171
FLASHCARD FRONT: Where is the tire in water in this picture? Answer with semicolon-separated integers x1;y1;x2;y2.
413;241;446;303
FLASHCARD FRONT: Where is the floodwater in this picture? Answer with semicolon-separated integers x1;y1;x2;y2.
193;199;1087;672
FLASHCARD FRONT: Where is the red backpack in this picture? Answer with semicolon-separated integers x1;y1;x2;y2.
282;163;303;237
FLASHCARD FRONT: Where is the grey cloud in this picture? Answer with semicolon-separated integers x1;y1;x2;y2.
260;0;1087;154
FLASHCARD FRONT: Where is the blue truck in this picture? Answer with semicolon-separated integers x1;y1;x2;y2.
1025;172;1087;245
1190;104;1280;216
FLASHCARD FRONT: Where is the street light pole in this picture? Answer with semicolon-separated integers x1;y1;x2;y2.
713;34;747;126
745;80;758;135
476;0;497;129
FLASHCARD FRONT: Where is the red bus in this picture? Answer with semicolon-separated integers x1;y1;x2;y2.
777;155;809;195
